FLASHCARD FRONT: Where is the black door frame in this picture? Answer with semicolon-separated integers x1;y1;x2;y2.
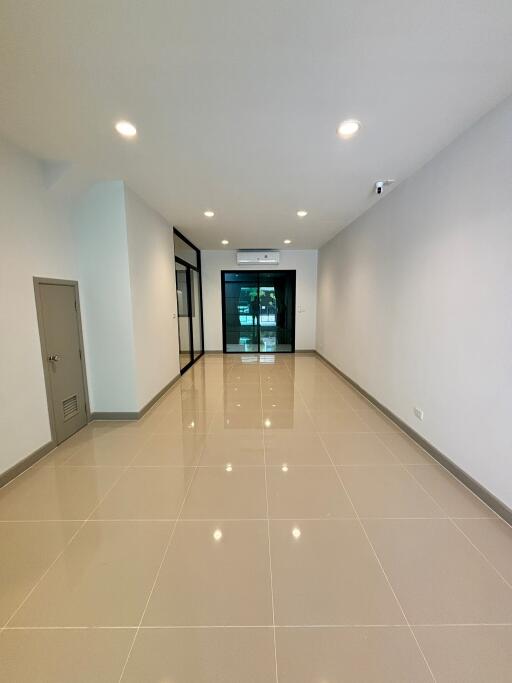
174;228;205;373
221;270;296;353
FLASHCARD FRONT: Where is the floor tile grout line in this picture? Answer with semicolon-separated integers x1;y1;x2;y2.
0;432;154;632
295;378;438;683
115;438;203;682
4;622;512;630
260;364;280;683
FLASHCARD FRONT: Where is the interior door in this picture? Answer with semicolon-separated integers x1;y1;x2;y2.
38;282;88;443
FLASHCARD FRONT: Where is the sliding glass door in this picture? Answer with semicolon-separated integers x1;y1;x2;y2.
174;229;204;372
221;270;295;353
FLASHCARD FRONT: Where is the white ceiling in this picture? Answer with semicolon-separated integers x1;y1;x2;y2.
1;1;512;249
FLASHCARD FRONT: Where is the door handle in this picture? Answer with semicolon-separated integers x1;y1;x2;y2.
48;354;61;362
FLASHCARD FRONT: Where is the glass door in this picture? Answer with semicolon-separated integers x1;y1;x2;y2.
174;229;204;373
222;271;295;353
223;272;259;352
175;262;192;370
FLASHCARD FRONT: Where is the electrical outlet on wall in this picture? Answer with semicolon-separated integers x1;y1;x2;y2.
414;406;424;421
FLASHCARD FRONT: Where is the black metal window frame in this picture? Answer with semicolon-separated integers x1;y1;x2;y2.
221;269;296;354
173;227;205;373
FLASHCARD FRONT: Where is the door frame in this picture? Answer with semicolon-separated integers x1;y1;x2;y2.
221;270;296;353
173;227;205;374
33;277;91;445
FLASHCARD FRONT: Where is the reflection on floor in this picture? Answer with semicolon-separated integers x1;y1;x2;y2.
0;353;511;681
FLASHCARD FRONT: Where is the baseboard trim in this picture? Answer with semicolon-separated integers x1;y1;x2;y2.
315;351;512;526
89;411;139;421
0;440;55;489
139;373;181;418
90;373;181;423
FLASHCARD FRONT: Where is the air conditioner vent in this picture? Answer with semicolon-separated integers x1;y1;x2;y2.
62;394;79;421
236;250;280;265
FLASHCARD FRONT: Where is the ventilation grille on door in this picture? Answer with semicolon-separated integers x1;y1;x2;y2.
62;394;79;421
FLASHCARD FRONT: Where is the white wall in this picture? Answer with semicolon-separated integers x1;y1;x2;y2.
201;250;318;351
124;188;180;408
73;181;139;413
0;143;182;476
317;96;512;509
0;137;77;473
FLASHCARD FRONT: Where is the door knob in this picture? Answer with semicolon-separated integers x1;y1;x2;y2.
48;354;60;362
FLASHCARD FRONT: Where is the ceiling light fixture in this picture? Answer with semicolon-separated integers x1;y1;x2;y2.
114;120;137;138
221;239;229;245
204;210;215;218
296;210;308;218
283;239;292;245
337;119;361;139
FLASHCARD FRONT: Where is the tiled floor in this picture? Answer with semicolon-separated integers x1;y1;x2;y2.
0;353;511;682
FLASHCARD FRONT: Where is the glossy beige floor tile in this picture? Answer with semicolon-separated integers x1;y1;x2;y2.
11;521;171;626
378;431;432;463
267;467;354;519
121;627;277;682
364;518;512;624
221;395;265;411
2;353;509;681
414;625;512;683
152;409;214;434
0;521;79;625
340;465;445;518
276;626;432;682
270;520;404;625
63;433;148;466
0;466;121;520
455;518;512;584
131;432;205;466
262;410;316;433
260;383;296;397
209;410;263;432
407;464;496;517
261;393;306;410
181;467;267;519
264;433;332;466
0;628;133;683
143;521;273;625
301;393;351;411
357;408;400;432
199;433;265;466
311;410;370;432
321;432;399;465
92;467;194;519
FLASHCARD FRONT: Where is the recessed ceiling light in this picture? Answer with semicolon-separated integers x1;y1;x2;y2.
221;239;229;245
296;210;308;218
337;119;361;139
283;239;292;245
114;120;137;138
204;210;215;218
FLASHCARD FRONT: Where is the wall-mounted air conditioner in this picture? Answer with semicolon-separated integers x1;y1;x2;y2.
236;250;280;265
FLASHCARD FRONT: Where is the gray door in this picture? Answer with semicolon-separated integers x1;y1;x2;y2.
39;283;88;443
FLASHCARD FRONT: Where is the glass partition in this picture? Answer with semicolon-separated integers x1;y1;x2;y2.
173;229;204;372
